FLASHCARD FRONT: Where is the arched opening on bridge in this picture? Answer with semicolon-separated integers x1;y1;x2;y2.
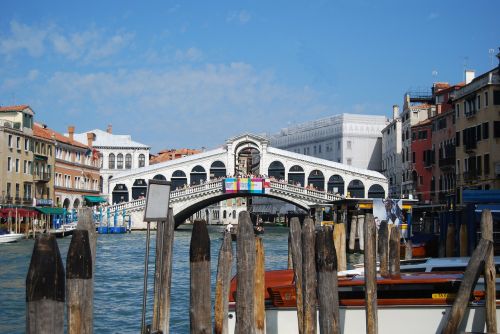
236;146;260;176
153;174;167;181
112;184;129;204
368;184;385;199
308;170;325;190
172;170;188;190
347;179;365;198
210;161;226;179
132;179;147;200
268;161;285;180
327;175;345;195
288;165;305;186
73;198;80;208
63;198;70;209
190;165;207;185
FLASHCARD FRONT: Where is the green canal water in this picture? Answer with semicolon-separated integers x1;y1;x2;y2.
0;225;362;333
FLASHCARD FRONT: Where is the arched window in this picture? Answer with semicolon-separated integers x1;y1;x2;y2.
117;154;124;169
108;154;115;169
125;154;132;169
138;154;145;168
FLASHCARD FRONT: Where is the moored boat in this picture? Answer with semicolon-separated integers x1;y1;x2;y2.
227;269;500;333
48;223;76;238
0;230;24;243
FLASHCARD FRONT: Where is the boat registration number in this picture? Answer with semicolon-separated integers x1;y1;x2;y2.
432;293;455;299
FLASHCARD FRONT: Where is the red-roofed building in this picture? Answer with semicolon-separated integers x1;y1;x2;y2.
150;148;201;164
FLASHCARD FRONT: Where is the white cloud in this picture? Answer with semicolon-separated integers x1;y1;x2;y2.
227;10;252;25
0;21;50;57
174;47;203;62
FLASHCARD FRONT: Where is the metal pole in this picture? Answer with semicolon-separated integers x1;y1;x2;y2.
141;221;152;334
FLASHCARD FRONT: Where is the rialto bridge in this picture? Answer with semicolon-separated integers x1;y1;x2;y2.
106;134;388;227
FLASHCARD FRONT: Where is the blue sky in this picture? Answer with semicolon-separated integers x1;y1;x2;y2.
1;0;499;152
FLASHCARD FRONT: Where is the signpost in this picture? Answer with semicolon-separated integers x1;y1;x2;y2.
142;179;171;334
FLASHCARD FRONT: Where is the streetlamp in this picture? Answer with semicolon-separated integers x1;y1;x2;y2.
141;179;171;334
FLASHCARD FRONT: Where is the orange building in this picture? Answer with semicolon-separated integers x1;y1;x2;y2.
150;148;201;164
36;125;102;209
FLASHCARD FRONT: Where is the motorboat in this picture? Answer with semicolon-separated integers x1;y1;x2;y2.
227;269;500;333
0;230;24;243
49;222;77;238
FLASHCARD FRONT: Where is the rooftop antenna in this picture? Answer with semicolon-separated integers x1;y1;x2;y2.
463;56;469;80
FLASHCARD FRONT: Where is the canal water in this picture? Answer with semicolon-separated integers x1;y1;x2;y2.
0;225;362;333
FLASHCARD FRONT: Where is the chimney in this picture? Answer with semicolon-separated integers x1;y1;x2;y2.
68;126;75;141
87;133;94;147
107;124;112;134
465;70;475;85
392;105;400;120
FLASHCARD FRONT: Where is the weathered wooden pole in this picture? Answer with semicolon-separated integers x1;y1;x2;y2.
364;213;378;334
442;238;492;334
315;227;340;334
66;230;93;334
459;223;468;257
214;231;233;334
159;208;175;334
153;219;165;329
357;214;365;252
254;237;266;334
77;208;97;274
190;220;211;333
288;233;293;269
404;239;413;260
348;214;357;251
289;217;304;334
235;211;256;334
302;217;317;334
26;234;65;334
333;222;347;272
480;209;497;333
388;225;400;277
445;222;455;257
378;221;389;278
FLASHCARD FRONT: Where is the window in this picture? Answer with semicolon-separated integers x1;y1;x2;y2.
125;154;132;169
477;95;481;110
8;135;12;147
482;122;489;139
477;156;482;175
476;125;482;141
139;154;145;167
412;152;416;163
313;146;317;154
347;141;352;149
347;158;352;165
485;92;489;106
7;157;12;172
15;183;20;198
494;91;500;105
117;154;124;169
23;161;27;173
16;137;20;149
457;160;460;174
456;131;460;147
484;154;490;174
494;121;500;138
456;104;460;117
109;154;115;169
24;138;29;151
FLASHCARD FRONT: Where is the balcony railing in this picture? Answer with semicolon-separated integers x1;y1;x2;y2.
14;196;22;204
33;172;51;182
439;157;455;168
463;171;480;182
23;197;33;204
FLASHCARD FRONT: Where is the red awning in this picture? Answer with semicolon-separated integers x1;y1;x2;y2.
0;208;37;218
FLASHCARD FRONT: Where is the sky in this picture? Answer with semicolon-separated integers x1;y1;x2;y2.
1;0;499;153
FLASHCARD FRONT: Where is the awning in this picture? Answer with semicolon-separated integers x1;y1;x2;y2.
0;208;37;218
84;196;107;203
35;207;66;215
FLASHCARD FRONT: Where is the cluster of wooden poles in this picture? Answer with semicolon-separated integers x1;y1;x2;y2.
25;209;96;334
25;208;497;334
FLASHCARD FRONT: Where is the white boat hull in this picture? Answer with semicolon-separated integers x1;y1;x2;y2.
228;304;500;333
0;233;24;243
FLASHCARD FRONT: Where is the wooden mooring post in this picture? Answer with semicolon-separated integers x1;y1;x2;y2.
302;217;317;334
348;214;357;252
190;220;211;333
364;213;378;334
235;211;256;334
158;208;175;334
315;226;340;334
389;225;400;277
26;234;65;334
214;231;233;334
333;218;347;272
378;220;389;278
481;209;497;333
254;237;265;334
289;217;304;334
66;230;93;334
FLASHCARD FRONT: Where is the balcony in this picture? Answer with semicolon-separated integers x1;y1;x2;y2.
23;197;33;205
463;171;480;182
14;196;22;204
33;172;51;182
439;157;455;169
464;141;476;154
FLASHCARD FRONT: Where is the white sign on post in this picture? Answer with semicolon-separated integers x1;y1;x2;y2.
144;180;171;222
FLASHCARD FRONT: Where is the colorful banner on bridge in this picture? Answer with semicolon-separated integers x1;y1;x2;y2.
223;178;267;194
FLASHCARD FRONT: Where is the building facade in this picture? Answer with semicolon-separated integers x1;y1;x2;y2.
411;119;433;203
52;126;101;209
270;113;388;171
32;123;56;208
72;125;150;201
381;105;403;198
454;60;500;204
0;105;35;209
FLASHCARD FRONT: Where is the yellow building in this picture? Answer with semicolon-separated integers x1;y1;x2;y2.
454;58;500;204
0;105;35;210
33;123;56;207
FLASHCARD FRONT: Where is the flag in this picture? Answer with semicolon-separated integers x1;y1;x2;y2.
85;148;92;157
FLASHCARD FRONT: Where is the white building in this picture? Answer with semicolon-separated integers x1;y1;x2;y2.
381;105;403;198
72;125;150;201
270;113;389;171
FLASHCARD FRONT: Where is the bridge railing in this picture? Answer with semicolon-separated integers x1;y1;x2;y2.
268;180;342;201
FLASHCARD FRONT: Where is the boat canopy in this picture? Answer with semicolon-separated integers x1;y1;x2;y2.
35;207;65;215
